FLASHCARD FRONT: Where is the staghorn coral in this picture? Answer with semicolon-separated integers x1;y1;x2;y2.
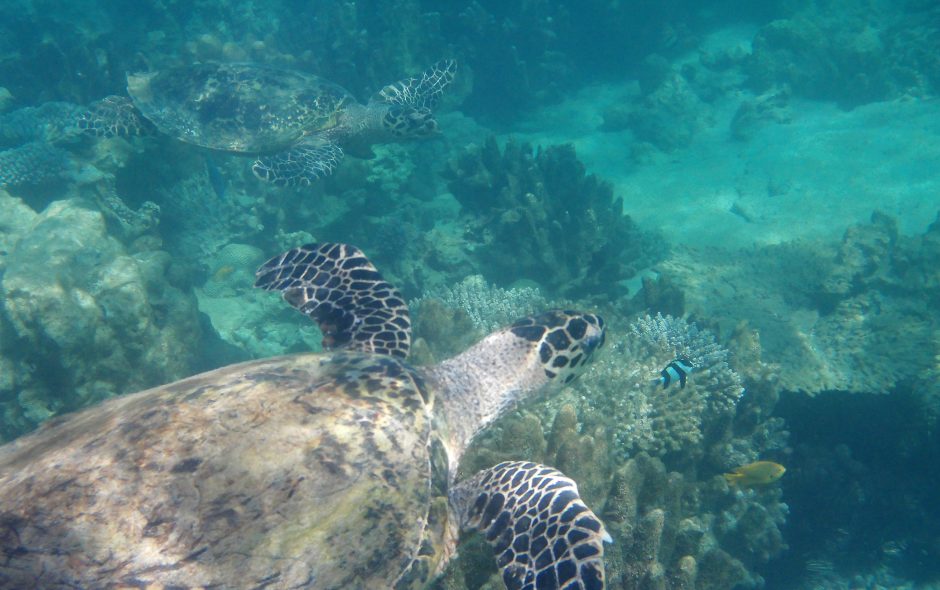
411;274;548;334
445;136;661;301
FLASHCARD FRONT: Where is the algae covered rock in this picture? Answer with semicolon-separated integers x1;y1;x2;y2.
0;197;199;440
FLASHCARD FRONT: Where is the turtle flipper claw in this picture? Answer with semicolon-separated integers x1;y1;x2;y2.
251;140;343;186
452;461;608;590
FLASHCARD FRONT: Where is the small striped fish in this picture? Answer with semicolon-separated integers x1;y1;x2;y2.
655;357;694;389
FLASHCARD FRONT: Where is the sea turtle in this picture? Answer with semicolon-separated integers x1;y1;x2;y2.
83;59;456;186
0;242;610;589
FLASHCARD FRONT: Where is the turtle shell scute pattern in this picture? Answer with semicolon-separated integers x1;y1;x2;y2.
464;461;606;590
255;242;411;358
129;63;352;152
510;311;606;383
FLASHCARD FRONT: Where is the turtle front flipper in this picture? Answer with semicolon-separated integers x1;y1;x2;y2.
372;59;457;110
76;95;151;137
251;138;343;186
254;242;411;358
451;461;609;590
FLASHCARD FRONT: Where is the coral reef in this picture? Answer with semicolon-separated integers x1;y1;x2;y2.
0;142;73;188
445;137;661;301
582;314;747;462
728;86;791;141
0;102;88;190
653;211;940;395
603;453;786;590
620;70;711;152
409;275;549;365
438;379;785;589
0;102;84;146
0;194;200;441
412;274;548;334
772;386;940;587
745;2;940;107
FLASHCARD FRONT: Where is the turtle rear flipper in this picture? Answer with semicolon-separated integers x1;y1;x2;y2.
77;95;150;137
371;59;457;110
452;461;609;590
254;242;411;358
251;138;343;186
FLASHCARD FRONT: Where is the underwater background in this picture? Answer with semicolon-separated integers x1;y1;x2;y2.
0;0;937;588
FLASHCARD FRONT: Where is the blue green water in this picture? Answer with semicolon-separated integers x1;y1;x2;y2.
0;0;938;588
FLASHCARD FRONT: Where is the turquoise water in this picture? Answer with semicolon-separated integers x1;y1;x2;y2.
0;1;938;588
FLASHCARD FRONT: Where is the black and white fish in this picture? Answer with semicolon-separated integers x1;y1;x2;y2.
655;357;694;389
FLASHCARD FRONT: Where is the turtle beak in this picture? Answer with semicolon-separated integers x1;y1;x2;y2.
582;315;606;358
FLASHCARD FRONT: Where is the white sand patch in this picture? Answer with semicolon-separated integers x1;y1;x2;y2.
503;77;939;247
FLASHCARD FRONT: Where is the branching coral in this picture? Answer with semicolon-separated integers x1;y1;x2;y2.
603;453;786;590
445;136;662;301
411;274;548;334
581;314;744;460
409;275;549;365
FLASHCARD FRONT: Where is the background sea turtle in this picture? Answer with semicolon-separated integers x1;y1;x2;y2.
78;59;456;186
0;242;610;589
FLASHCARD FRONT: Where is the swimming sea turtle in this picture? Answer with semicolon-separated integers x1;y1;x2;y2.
0;242;610;589
77;59;457;186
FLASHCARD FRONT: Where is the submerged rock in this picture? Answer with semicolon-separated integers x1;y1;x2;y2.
0;197;199;440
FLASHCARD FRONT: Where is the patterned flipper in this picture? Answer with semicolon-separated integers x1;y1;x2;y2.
76;95;150;137
251;140;343;187
372;59;457;110
452;461;609;590
254;242;411;358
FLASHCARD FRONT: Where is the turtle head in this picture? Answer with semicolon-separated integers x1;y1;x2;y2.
507;310;607;386
381;105;439;138
429;310;606;458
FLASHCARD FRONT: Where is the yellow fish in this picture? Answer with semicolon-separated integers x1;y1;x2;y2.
723;460;785;487
211;265;235;282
